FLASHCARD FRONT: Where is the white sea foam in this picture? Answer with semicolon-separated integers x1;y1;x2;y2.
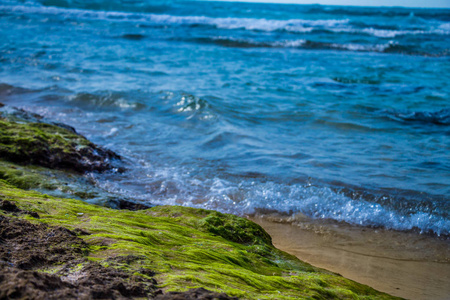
439;22;450;31
273;39;307;47
0;3;348;32
209;37;394;53
106;164;449;236
3;3;449;38
330;27;450;38
333;41;395;52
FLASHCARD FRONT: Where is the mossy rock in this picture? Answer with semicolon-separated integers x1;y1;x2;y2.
0;181;401;299
0;119;120;173
200;211;272;246
0;160;57;190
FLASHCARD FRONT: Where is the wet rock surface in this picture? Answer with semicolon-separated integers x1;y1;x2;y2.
155;288;239;300
0;260;160;300
0;201;159;299
0;105;121;173
0;267;78;300
0;199;40;218
0;203;237;299
106;197;153;211
0;205;88;270
0;212;159;299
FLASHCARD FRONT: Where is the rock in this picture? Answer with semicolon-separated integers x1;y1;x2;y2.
0;215;158;299
0;119;121;173
0;200;40;218
200;211;272;246
0;181;399;300
155;288;238;300
106;197;153;211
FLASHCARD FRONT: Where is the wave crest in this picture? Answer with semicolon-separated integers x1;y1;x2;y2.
383;109;450;125
139;172;449;236
2;3;449;40
193;37;440;56
67;92;147;111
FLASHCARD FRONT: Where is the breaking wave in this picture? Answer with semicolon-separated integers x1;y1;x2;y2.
191;37;442;56
2;3;449;39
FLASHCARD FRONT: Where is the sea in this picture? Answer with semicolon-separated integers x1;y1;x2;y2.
0;0;449;236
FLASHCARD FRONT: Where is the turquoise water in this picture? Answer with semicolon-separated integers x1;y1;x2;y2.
1;0;449;235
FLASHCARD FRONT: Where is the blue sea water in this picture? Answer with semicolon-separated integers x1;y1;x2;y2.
0;0;449;235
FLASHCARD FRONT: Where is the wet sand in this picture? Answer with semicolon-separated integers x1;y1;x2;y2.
250;215;450;300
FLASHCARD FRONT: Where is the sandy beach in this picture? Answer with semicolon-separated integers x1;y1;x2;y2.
250;215;450;300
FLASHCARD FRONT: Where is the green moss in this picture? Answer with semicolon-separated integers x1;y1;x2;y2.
197;211;272;246
0;160;103;202
0;119;118;173
0;180;400;299
0;120;86;159
0;160;57;190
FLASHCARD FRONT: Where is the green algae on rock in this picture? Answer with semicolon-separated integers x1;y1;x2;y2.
0;160;60;191
0;180;401;300
0;118;120;173
0;159;106;202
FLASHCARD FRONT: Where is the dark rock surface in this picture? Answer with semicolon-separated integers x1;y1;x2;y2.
0;208;88;270
155;288;239;300
106;197;153;211
0;104;121;173
0;204;237;299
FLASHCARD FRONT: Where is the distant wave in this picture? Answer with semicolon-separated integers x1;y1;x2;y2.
191;37;442;56
0;4;347;30
2;3;450;39
66;91;147;111
330;27;450;38
19;0;450;22
382;109;450;125
305;6;450;22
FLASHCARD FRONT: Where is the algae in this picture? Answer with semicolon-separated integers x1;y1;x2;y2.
0;159;118;205
0;180;400;299
0;118;119;173
0;160;58;190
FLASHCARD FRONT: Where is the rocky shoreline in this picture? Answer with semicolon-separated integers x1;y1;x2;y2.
0;103;400;299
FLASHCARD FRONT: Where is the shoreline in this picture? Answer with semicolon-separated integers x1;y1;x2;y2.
250;215;450;300
2;102;445;299
0;107;401;299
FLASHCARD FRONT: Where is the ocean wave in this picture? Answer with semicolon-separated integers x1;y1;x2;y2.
306;6;450;22
157;91;218;122
23;0;450;23
382;109;450;125
92;147;449;237
440;22;450;31
2;3;450;39
193;37;434;56
146;14;348;32
0;3;348;31
337;27;450;38
134;171;449;236
0;82;36;95
67;91;147;111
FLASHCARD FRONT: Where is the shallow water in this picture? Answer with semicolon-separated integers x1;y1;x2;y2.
0;0;449;235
